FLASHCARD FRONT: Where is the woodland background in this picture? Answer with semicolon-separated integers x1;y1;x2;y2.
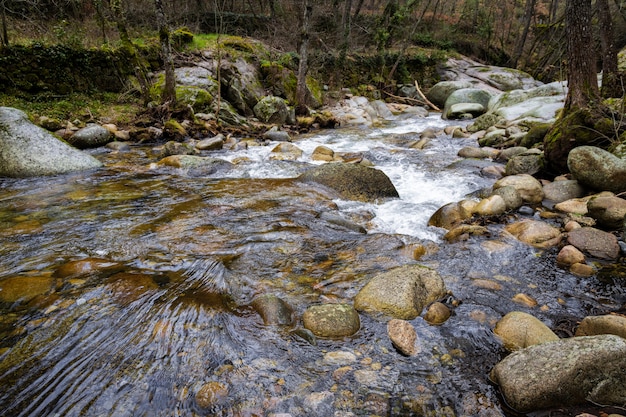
3;0;626;84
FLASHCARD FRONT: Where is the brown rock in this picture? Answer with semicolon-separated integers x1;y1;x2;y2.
387;319;419;356
54;257;122;278
195;381;229;408
512;293;538;307
556;245;586;266
493;174;544;205
504;220;562;248
575;315;626;339
302;304;360;338
587;195;626;229
0;275;55;303
494;311;559;352
570;262;595;277
105;272;159;305
567;227;620;260
423;302;451;325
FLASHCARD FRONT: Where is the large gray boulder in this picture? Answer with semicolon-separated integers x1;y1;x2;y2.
491;335;626;412
542;180;585;203
568;146;626;193
221;58;266;116
253;96;290;125
442;88;493;120
0;107;102;177
354;264;446;320
425;80;474;108
438;57;541;92
297;163;399;203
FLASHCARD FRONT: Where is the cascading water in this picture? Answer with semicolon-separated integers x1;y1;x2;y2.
0;112;622;416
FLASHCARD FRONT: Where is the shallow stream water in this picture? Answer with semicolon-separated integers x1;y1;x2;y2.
0;113;624;416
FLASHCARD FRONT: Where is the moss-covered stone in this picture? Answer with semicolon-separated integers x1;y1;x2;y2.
177;86;214;112
520;122;551;148
171;27;194;50
544;107;614;174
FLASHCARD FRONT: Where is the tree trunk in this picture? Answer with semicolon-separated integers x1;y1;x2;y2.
155;0;177;105
352;0;365;21
543;0;608;174
510;0;536;68
1;0;9;47
598;0;621;98
295;0;312;115
338;0;352;65
563;0;599;111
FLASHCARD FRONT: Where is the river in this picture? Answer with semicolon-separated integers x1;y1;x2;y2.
0;112;623;416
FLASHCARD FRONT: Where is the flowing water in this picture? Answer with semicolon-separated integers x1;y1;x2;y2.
0;113;624;416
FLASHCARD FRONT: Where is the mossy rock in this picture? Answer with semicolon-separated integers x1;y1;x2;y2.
297;163;399;203
520;122;552;148
172;27;194;50
177;86;214;112
544;107;614;174
163;119;187;140
260;62;321;108
467;113;503;133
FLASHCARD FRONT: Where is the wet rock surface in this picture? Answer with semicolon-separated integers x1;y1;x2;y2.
491;335;626;412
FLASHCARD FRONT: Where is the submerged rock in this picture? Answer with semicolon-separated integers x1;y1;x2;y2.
0;107;102;177
504;220;561;248
302;303;360;338
0;275;55;303
491;335;626;412
53;257;123;278
387;319;419;356
354;264;446;320
195;381;229;409
297;162;399;203
251;294;294;326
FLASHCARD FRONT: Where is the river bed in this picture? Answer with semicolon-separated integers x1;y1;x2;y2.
0;113;623;416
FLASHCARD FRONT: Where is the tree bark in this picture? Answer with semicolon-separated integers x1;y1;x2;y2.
155;0;177;105
563;0;599;111
1;0;8;47
295;0;312;115
598;0;621;98
543;0;608;174
510;0;536;68
338;0;352;64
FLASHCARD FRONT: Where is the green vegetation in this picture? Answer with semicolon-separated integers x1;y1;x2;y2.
0;91;141;125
